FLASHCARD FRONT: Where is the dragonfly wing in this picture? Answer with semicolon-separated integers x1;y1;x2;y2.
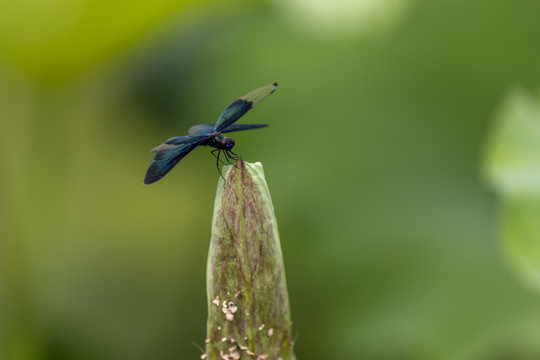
144;142;201;184
188;124;214;135
214;82;278;132
220;124;268;133
150;134;209;152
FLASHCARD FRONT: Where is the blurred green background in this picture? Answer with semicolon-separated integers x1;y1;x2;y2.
2;0;540;359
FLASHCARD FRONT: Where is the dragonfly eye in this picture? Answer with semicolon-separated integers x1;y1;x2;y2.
221;137;235;150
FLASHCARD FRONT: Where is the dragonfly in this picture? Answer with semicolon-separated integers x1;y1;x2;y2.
144;82;278;184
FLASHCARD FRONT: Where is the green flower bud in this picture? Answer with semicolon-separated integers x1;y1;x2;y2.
205;158;296;360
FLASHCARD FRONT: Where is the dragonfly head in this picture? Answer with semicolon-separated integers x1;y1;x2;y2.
221;137;235;151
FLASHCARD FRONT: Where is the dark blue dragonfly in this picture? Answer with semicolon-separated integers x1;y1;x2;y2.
144;82;278;184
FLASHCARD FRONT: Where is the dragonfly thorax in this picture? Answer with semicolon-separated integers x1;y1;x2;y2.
204;132;235;151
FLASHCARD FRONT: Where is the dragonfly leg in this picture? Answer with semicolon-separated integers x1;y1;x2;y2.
211;149;227;165
225;150;237;164
222;150;231;164
224;150;239;168
214;150;226;182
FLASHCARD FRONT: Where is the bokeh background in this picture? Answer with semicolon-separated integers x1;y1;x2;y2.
2;0;540;359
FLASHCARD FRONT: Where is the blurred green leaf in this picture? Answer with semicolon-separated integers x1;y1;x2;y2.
484;88;540;290
0;0;220;84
